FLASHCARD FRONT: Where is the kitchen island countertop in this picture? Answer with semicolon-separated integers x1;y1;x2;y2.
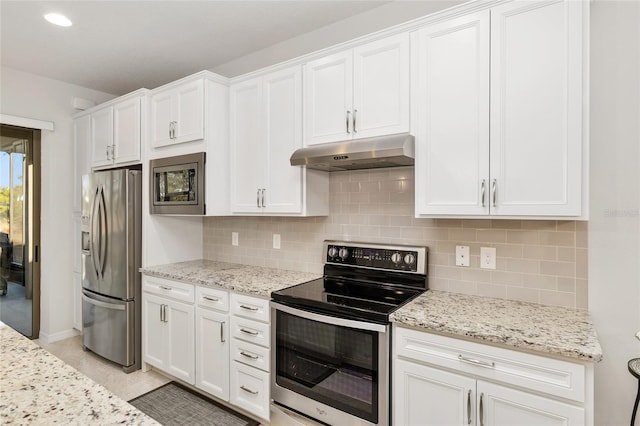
391;290;602;362
140;259;321;298
0;323;158;425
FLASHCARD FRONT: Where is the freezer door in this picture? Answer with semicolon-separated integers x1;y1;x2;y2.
82;170;141;300
82;290;135;367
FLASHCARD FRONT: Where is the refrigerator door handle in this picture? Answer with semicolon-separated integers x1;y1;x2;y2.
90;186;101;280
82;293;126;311
97;185;108;278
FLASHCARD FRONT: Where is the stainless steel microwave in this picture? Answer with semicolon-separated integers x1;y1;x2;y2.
150;152;205;215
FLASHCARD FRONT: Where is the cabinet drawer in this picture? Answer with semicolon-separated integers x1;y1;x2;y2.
395;326;585;403
230;316;270;348
196;286;229;312
142;275;195;303
231;293;270;323
230;361;270;421
231;339;270;372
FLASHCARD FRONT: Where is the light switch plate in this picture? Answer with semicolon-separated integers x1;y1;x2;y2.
455;245;470;267
273;234;281;249
480;247;496;269
232;232;239;246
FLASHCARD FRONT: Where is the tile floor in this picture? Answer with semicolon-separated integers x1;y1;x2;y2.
37;335;170;401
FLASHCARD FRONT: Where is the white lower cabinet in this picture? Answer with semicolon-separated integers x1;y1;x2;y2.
230;361;270;420
394;326;591;426
195;305;229;400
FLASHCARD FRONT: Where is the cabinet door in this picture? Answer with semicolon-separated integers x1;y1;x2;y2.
395;359;476;426
91;106;113;168
489;0;583;216
150;89;173;148
263;66;303;214
230;77;264;214
73;114;91;212
142;293;166;370
230;361;270;421
166;299;195;384
113;97;141;164
304;50;353;145
174;79;205;144
478;381;584;426
353;33;410;138
413;11;490;216
196;307;229;401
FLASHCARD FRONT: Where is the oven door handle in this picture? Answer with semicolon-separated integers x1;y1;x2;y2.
271;302;388;333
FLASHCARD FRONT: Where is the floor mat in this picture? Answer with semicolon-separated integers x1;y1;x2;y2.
129;381;259;426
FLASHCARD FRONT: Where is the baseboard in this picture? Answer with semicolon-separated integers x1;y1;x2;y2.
39;328;80;344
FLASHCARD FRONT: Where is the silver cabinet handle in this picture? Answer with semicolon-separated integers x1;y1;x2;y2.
240;304;258;312
240;327;259;336
491;179;497;207
240;351;259;360
261;188;266;208
240;385;258;395
220;321;225;343
467;389;472;425
458;354;495;369
106;146;110;160
169;122;173;139
256;189;260;208
164;305;168;323
160;286;172;291
160;304;163;322
481;179;486;207
346;110;351;134
479;393;485;426
202;295;220;302
353;109;357;133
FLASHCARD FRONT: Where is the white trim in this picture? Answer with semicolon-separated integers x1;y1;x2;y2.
0;114;55;131
38;328;80;344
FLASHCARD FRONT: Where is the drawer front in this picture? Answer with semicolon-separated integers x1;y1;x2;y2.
230;316;270;348
394;326;585;402
230;293;270;323
231;339;270;372
230;361;270;421
196;286;229;312
142;275;195;303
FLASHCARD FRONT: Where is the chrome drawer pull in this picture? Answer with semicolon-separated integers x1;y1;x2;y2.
160;286;172;291
220;322;225;343
239;304;258;312
240;351;259;360
240;385;258;395
203;295;220;302
458;354;495;369
240;328;259;336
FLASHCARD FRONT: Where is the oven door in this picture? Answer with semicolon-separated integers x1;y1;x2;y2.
271;302;389;426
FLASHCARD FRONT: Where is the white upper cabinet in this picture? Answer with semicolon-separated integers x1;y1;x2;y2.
489;0;583;216
413;11;490;216
89;91;144;169
230;65;328;216
150;79;204;148
305;33;410;145
414;0;585;218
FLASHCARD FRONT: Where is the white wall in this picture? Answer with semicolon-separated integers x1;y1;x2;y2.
588;1;640;425
0;66;115;340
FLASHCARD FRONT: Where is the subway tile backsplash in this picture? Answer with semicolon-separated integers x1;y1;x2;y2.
204;167;587;309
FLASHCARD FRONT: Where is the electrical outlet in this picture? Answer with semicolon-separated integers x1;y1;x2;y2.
273;234;281;249
455;245;470;267
480;247;496;269
232;232;239;246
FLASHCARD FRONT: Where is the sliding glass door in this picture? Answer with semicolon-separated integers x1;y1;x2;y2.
0;124;41;338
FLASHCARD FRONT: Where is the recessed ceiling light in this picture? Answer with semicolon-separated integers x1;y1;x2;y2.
44;13;72;27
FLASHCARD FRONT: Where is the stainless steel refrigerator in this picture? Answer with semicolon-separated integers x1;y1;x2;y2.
81;169;141;373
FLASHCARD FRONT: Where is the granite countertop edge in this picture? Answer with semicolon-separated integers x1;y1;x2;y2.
391;290;603;363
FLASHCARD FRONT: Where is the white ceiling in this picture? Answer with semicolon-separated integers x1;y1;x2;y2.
1;1;397;95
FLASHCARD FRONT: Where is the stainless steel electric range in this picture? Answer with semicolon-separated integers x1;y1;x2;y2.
271;241;428;426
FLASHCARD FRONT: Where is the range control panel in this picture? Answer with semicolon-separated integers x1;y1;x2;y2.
324;241;427;274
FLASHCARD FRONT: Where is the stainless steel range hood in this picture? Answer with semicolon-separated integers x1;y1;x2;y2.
290;133;415;171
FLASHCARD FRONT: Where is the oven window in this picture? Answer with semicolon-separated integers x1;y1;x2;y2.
153;164;197;205
275;310;379;423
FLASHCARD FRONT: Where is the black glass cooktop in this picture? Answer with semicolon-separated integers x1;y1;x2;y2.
272;266;427;324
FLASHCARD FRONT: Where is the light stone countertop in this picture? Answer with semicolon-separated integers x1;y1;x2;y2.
140;259;320;298
391;290;603;363
0;323;158;425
